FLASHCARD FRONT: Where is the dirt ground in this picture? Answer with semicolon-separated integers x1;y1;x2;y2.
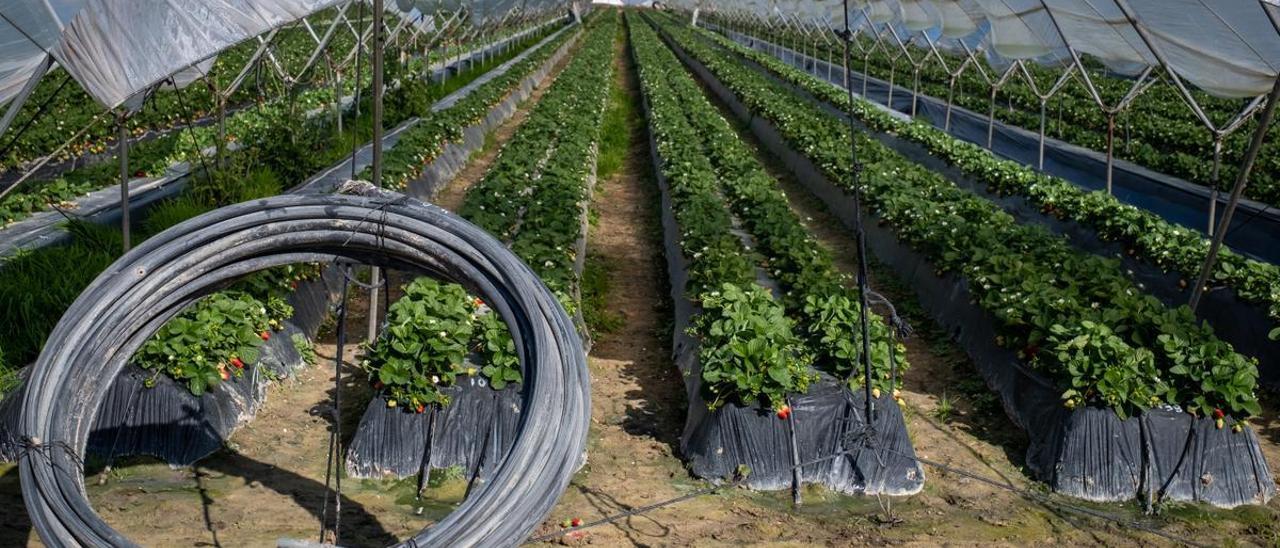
4;14;1280;547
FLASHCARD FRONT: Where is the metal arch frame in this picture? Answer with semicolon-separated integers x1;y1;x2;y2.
1106;0;1271;233
877;22;924;113
1013;59;1077;169
1185;1;1280;311
891;24;958;117
1028;0;1160;196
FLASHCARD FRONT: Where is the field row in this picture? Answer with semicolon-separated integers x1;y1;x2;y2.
365;12;618;410
654;15;1260;422
632;15;901;409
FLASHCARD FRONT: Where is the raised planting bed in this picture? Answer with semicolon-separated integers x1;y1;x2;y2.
631;15;921;496
653;16;1272;507
424;18;564;83
0;263;340;464
693;27;1280;389
345;12;616;483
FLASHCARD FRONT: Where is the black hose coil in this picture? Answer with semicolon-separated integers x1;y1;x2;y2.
19;183;590;547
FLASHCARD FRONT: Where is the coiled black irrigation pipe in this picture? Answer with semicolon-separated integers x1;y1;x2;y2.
17;182;590;547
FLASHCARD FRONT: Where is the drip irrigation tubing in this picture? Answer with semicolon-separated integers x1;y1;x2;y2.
526;419;1208;548
17;182;589;547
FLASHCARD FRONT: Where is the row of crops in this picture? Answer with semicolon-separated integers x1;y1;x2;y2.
0;20;567;408
628;13;921;494
702;26;1280;381
364;11;613;408
655;15;1261;423
727;19;1280;209
634;14;900;409
345;10;617;479
634;12;1270;505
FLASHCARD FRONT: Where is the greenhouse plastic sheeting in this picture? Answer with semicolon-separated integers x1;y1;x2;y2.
0;269;341;464
0;0;81;108
636;35;924;496
715;27;1280;267
344;26;586;480
53;0;343;109
669;27;1274;505
695;0;1280;99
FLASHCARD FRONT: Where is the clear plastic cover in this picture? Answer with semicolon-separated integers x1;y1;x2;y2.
693;0;1280;99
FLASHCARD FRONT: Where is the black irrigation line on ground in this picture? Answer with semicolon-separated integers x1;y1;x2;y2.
526;440;1210;548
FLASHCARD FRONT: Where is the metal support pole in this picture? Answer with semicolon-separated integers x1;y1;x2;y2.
1208;136;1222;235
1039;99;1047;170
987;87;997;149
335;70;344;134
216;94;227;168
887;64;896;109
945;77;955;132
1189;77;1280;312
862;52;870;98
368;0;385;344
1106;112;1115;194
841;0;876;433
911;67;920;117
117;113;131;253
827;37;835;82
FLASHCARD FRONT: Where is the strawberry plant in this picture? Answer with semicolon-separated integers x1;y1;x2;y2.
362;278;476;408
133;292;278;395
696;284;815;409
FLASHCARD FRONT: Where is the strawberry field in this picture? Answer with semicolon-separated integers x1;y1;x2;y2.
1;2;1280;546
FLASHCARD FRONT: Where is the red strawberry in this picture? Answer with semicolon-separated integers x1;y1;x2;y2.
571;518;582;527
260;331;271;341
473;298;484;307
133;170;146;178
416;404;426;414
776;405;791;420
290;281;299;290
1024;344;1039;358
230;357;245;369
1213;408;1225;419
